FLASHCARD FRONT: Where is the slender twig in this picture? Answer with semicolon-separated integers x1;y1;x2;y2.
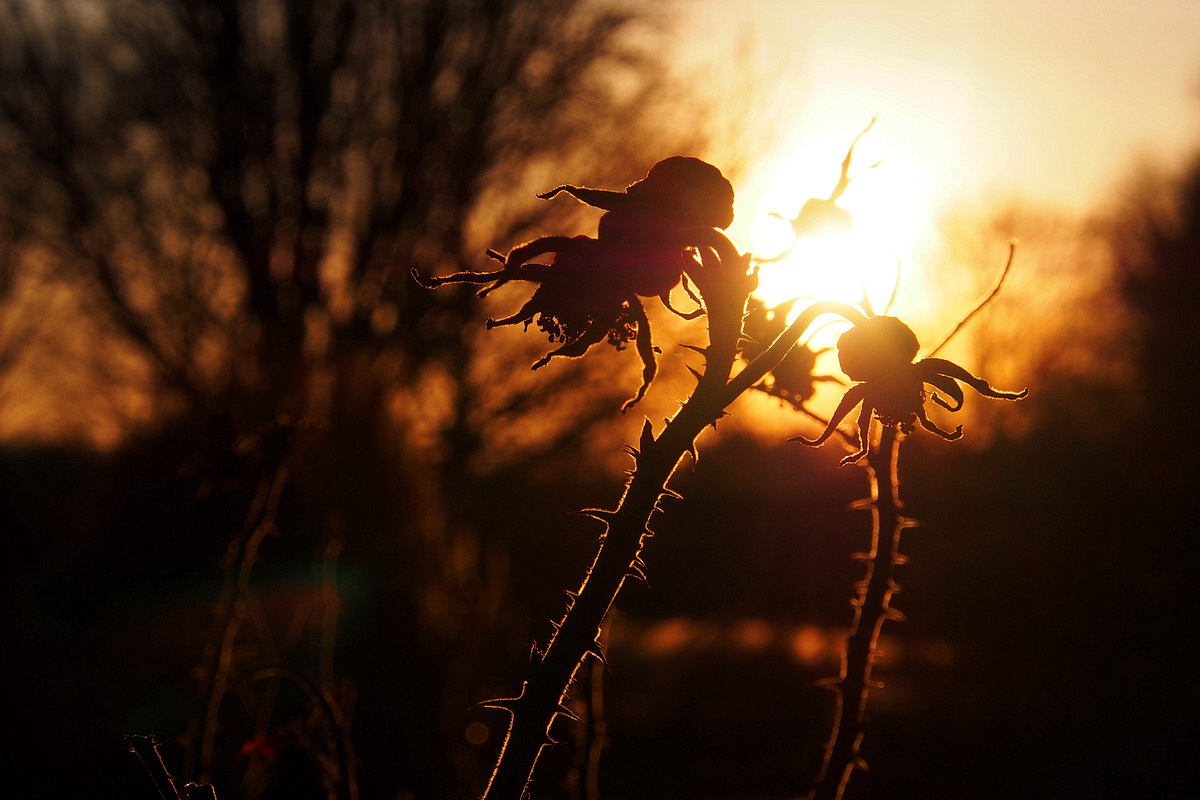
927;240;1017;358
189;423;316;785
188;468;270;779
250;666;359;800
810;425;908;800
882;255;903;316
195;463;289;780
726;300;867;403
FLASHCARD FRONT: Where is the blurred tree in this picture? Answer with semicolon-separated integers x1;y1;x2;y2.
0;0;686;442
913;201;1135;446
0;1;710;797
1113;156;1200;447
1107;152;1200;587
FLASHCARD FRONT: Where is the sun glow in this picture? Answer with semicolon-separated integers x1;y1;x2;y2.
740;123;937;346
744;136;931;314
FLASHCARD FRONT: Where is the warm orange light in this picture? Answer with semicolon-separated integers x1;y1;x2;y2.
740;124;936;344
753;231;894;311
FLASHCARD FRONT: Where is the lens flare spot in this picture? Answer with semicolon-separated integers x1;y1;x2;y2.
465;721;490;745
789;625;831;665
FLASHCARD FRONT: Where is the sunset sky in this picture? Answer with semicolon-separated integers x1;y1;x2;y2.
688;0;1200;214
649;0;1200;365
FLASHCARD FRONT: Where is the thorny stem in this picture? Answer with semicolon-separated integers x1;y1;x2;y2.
479;350;728;800
481;236;863;800
127;735;217;800
128;735;185;800
810;425;909;800
807;240;1018;798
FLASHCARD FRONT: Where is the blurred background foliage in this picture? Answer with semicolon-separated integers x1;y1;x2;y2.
1;1;1198;798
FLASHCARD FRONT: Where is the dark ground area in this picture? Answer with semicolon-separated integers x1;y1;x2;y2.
4;393;1198;800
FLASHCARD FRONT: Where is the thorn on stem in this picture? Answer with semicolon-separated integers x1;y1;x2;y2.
476;696;521;715
639;419;655;452
585;642;609;667
554;703;581;723
577;508;616;525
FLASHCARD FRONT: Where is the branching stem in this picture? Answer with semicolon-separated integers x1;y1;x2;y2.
481;236;864;800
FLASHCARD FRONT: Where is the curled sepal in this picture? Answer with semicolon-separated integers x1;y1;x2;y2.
918;357;1029;402
789;384;873;466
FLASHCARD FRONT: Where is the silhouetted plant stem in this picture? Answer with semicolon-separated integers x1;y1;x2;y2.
250;666;359;800
481;233;864;800
128;735;217;800
811;424;908;800
187;420;323;788
128;735;186;800
191;460;290;781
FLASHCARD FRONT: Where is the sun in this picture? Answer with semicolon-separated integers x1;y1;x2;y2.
741;125;933;344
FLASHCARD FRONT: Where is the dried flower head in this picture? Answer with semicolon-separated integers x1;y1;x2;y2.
414;158;735;411
760;118;877;263
793;315;1027;465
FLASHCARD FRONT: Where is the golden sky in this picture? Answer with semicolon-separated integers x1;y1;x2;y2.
653;1;1194;442
685;0;1200;213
